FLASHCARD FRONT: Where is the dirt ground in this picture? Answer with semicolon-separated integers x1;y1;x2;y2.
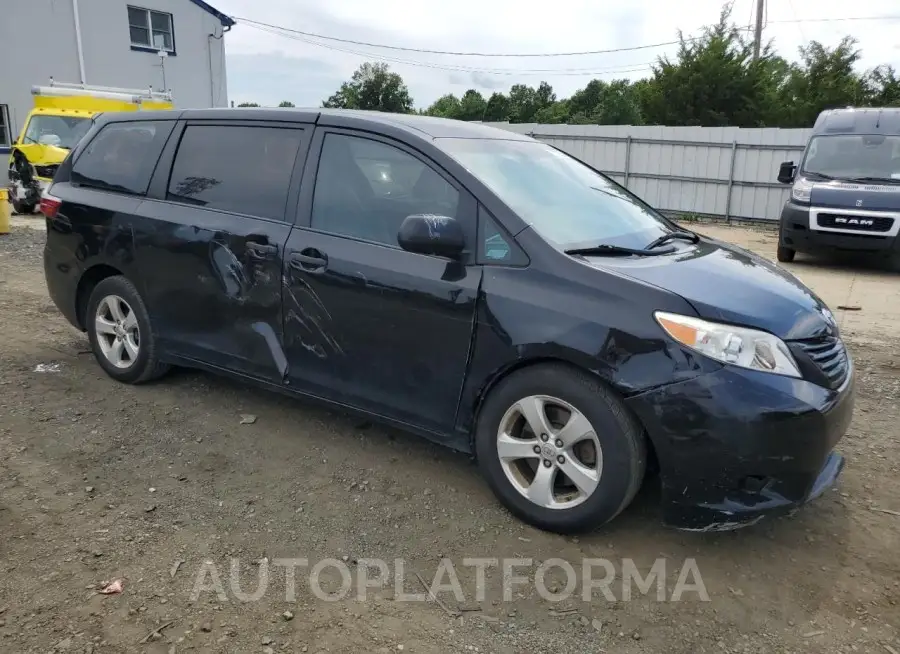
1;217;898;654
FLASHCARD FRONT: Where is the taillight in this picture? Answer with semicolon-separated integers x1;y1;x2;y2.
40;193;62;219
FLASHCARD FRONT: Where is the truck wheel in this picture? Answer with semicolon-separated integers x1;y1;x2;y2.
475;364;647;533
777;244;796;263
12;199;35;215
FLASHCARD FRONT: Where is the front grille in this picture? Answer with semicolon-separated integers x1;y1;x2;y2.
818;213;894;233
793;336;850;389
34;164;59;179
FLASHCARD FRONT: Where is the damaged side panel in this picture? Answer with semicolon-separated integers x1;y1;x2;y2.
132;199;293;383
456;264;720;439
281;227;482;437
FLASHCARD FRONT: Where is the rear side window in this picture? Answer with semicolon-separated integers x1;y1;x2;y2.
167;125;304;221
72;120;171;195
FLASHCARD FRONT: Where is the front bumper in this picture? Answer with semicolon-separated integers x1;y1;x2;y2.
626;362;855;531
8;177;50;203
780;201;900;254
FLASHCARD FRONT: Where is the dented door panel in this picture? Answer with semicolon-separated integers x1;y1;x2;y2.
282;228;482;433
133;201;292;381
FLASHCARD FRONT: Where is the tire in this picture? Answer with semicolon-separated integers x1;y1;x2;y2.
12;199;35;215
475;364;647;533
85;275;170;384
776;244;796;263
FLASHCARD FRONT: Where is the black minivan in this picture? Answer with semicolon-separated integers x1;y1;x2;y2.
42;108;854;533
777;107;900;264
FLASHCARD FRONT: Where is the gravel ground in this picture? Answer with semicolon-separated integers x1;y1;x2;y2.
0;222;898;654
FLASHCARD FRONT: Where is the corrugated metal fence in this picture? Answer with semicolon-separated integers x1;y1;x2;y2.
485;122;814;222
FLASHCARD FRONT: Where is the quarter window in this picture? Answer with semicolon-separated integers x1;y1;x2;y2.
128;6;174;52
167;125;304;222
72;120;171;195
311;133;460;246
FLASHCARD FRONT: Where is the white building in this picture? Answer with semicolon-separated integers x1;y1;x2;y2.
1;0;234;156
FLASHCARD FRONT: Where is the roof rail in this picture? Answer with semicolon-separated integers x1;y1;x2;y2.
35;77;173;102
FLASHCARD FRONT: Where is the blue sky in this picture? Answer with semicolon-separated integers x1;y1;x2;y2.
210;0;900;109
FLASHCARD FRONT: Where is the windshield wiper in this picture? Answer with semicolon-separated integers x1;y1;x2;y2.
803;171;835;180
846;176;900;184
645;230;699;250
564;243;675;257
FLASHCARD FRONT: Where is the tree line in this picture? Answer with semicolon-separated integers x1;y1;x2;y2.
314;8;899;128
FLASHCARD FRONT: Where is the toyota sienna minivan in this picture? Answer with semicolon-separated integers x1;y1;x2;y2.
42;108;854;533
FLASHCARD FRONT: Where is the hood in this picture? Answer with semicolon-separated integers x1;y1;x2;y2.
810;179;900;211
13;143;70;166
580;237;837;341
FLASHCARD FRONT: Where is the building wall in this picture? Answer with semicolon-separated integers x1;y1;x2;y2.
486;122;814;222
1;0;229;184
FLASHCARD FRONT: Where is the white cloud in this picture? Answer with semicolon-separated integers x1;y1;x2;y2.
210;0;900;108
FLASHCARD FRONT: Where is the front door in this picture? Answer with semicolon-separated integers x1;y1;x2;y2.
135;120;310;382
282;129;482;433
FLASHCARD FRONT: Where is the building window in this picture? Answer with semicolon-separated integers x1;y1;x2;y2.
0;105;11;147
127;6;174;52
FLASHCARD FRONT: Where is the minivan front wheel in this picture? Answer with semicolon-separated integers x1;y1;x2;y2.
86;276;169;384
475;364;646;533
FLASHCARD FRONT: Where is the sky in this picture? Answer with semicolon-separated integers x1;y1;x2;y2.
209;0;900;110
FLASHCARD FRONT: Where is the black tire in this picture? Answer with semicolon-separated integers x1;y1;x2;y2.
475;364;647;533
776;244;796;263
85;275;170;384
12;199;35;215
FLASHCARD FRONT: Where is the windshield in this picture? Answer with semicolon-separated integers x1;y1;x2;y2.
22;114;92;150
800;134;900;181
438;138;673;249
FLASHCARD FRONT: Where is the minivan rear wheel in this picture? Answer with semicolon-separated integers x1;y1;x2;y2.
475;364;647;533
86;276;170;384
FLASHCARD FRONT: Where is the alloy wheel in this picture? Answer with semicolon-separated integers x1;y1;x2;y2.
94;294;140;369
496;394;603;510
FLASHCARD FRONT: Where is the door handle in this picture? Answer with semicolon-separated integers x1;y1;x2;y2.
289;248;328;273
247;242;277;260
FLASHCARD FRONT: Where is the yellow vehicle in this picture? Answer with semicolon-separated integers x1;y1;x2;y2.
7;79;173;214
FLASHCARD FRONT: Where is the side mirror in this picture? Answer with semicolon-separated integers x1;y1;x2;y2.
398;214;465;259
777;161;796;184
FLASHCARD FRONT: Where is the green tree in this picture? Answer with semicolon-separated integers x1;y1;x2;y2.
278;100;295;107
237;102;260;107
425;94;462;118
866;65;900;106
322;62;414;113
568;79;643;125
534;99;569;124
482;92;510;122
457;89;488;121
641;6;783;127
776;37;867;126
506;83;558;123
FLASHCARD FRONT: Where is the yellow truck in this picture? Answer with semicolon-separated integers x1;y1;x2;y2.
7;79;173;214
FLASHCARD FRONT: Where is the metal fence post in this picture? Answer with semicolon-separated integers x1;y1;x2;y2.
724;140;738;223
623;136;633;188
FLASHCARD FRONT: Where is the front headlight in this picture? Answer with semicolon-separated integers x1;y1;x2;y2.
791;177;814;203
655;312;801;378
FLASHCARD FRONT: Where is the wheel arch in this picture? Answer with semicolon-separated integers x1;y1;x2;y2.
467;357;658;469
75;264;124;329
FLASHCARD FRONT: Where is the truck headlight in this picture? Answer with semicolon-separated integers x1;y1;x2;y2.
655;312;801;378
791;177;814;203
